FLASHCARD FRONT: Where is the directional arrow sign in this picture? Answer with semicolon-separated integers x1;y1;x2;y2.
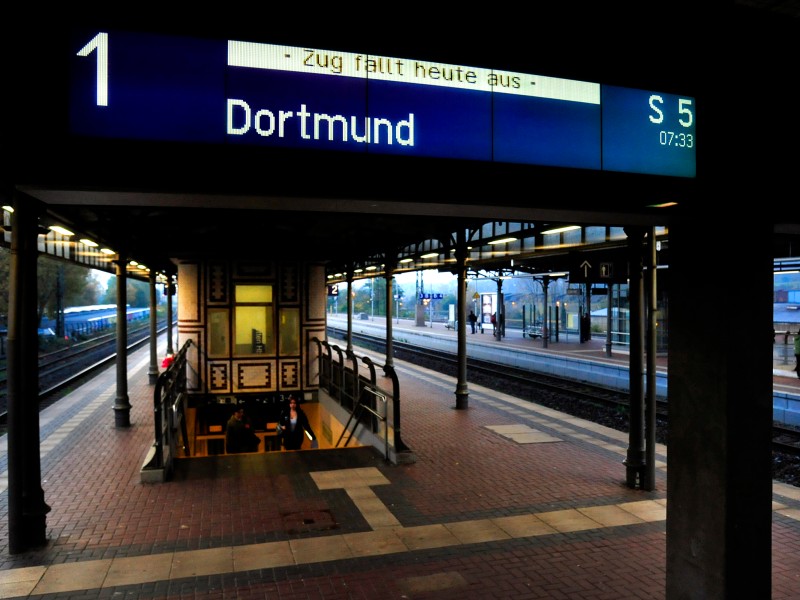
570;257;627;283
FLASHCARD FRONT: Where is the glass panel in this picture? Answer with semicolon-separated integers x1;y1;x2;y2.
235;306;268;355
563;228;582;245
235;284;272;303
233;284;274;356
609;226;626;240
279;308;300;356
208;308;229;357
263;306;275;354
585;226;606;243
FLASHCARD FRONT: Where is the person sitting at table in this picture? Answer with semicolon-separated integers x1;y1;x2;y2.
225;406;260;453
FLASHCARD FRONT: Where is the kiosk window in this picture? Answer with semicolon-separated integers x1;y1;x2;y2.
233;285;274;356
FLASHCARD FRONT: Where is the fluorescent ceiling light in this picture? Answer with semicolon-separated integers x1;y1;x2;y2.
399;258;413;263
542;226;580;235
49;225;75;236
488;237;517;245
420;252;439;258
79;238;99;247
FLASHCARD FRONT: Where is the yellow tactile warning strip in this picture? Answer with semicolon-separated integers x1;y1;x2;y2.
0;465;671;598
485;423;562;443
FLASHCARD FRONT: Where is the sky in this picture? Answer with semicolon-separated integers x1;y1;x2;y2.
91;269;111;282
394;269;455;290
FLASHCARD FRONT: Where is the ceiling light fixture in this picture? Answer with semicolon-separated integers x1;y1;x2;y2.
49;225;75;236
541;226;580;235
488;237;517;245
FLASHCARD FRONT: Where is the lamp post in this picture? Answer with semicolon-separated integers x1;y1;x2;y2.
555;300;560;342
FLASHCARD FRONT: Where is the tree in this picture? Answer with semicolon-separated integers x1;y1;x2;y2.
99;275;151;307
0;249;107;328
36;257;102;327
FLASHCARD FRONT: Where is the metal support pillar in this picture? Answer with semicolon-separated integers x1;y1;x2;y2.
55;265;65;338
7;193;50;553
148;271;159;384
166;275;174;355
605;284;614;357
346;271;354;355
494;279;504;340
541;276;550;349
623;227;646;488
383;265;395;374
583;282;592;343
643;227;658;490
454;231;469;409
114;254;131;427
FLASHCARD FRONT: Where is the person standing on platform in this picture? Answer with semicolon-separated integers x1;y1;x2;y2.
794;332;800;379
225;407;260;453
468;310;477;334
277;395;319;450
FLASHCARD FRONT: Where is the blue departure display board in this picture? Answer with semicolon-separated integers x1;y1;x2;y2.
69;30;696;178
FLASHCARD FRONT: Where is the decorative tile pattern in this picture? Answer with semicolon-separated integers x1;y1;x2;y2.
234;360;274;391
208;362;230;393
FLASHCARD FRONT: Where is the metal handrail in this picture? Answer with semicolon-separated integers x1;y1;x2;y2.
143;339;192;476
312;336;405;461
336;386;389;461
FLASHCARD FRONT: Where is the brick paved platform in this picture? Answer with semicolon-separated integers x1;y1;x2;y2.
0;330;799;599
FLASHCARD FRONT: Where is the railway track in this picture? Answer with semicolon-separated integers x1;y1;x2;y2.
0;320;169;425
327;327;800;469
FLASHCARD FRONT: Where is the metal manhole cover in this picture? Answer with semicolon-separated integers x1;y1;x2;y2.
281;509;338;534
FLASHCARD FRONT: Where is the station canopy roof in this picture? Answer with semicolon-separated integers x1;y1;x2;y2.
5;4;800;283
